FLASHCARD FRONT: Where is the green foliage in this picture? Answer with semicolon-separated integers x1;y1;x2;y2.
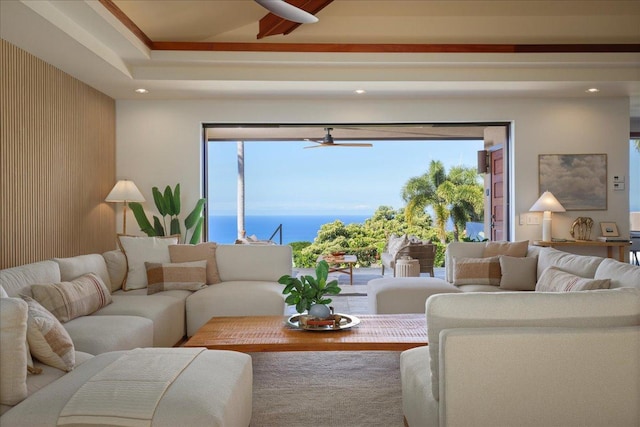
288;206;447;269
129;184;205;244
278;260;341;314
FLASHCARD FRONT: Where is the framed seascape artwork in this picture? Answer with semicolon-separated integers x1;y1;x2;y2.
538;154;607;210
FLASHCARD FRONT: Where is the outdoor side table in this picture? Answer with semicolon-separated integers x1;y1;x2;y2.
396;258;420;277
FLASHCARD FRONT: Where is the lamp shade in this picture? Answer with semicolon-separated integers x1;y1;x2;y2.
529;191;566;212
105;180;145;203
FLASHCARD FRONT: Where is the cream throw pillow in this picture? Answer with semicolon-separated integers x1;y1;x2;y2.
483;240;529;258
453;256;501;286
499;256;538;291
169;242;221;284
118;235;179;290
22;296;75;372
536;267;611;292
0;297;29;406
145;261;208;295
387;234;408;257
31;273;112;323
0;285;8;298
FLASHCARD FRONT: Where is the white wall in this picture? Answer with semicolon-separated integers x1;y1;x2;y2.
116;96;630;257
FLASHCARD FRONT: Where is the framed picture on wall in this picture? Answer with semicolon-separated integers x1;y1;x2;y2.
538;154;607;210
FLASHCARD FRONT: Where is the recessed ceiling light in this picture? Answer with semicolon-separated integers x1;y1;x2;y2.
586;88;600;93
135;88;149;94
354;89;366;94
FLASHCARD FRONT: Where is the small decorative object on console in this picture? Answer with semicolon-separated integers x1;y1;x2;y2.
570;217;594;241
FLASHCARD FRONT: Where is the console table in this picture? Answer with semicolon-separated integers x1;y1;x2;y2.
532;240;630;262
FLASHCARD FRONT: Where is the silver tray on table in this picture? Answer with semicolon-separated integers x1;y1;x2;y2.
286;313;360;331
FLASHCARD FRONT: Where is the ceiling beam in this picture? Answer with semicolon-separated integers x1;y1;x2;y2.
257;0;334;39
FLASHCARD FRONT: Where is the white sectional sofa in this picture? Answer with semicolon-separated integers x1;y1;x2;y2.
401;288;640;427
0;242;292;424
445;241;640;292
401;241;640;426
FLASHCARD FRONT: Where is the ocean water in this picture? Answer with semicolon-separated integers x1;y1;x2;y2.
208;215;369;244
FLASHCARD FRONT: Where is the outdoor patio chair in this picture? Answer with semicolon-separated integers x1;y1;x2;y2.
381;237;436;277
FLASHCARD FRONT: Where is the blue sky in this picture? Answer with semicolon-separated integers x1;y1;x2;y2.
207;139;484;216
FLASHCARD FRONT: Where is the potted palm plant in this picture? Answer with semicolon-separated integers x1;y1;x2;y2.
278;260;341;318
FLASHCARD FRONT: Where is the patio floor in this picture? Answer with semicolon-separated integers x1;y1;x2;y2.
290;266;446;315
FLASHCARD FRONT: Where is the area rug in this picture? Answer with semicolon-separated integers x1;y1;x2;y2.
250;351;404;427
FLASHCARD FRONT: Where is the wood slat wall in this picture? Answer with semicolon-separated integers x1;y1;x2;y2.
1;40;116;269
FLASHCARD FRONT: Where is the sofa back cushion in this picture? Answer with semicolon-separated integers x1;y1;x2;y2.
54;254;112;291
483;240;529;258
445;242;486;283
102;250;127;292
594;258;640;289
0;260;60;298
169;242;221;285
537;247;604;279
0;297;29;406
536;267;611;292
426;288;640;401
215;244;292;282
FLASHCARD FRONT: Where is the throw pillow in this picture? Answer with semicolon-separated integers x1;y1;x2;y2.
145;261;208;295
0;297;29;406
169;242;221;284
536;267;611;292
483;240;529;258
0;285;8;298
499;256;538;291
30;273;112;323
453;256;501;286
118;235;179;290
22;296;75;372
387;234;408;257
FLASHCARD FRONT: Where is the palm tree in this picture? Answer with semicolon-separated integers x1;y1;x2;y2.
402;160;449;242
402;160;484;242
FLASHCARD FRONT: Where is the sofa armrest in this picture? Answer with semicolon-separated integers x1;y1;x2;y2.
439;326;640;427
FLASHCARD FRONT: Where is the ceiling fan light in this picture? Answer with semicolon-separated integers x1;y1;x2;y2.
255;0;319;24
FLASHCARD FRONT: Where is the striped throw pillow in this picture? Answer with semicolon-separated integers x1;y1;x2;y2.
453;256;501;286
536;267;611;292
31;273;112;323
145;260;208;295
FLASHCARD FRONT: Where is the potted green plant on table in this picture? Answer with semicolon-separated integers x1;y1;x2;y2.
278;260;341;319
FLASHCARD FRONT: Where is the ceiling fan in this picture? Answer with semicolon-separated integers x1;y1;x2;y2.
304;128;374;149
254;0;319;24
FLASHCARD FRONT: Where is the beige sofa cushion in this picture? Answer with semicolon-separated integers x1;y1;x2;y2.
537;247;604;279
102;250;128;292
483;240;529;258
536;267;611;292
31;273;112;323
426;288;640;401
54;254;112;291
0;260;60;298
594;258;640;289
0;297;29;406
169;242;221;285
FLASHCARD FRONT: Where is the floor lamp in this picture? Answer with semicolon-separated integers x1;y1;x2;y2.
529;191;566;242
105;180;145;235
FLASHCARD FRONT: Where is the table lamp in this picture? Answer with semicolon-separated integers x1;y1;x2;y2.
529;191;566;242
105;180;145;234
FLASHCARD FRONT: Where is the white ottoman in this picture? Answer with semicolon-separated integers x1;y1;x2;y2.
367;277;461;314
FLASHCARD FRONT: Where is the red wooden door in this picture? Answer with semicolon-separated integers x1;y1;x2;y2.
490;148;504;241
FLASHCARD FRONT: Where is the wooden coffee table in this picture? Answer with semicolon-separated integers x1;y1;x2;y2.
184;314;427;352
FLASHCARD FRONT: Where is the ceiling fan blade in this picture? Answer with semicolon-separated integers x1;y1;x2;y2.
333;143;373;147
303;144;329;149
255;0;319;24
